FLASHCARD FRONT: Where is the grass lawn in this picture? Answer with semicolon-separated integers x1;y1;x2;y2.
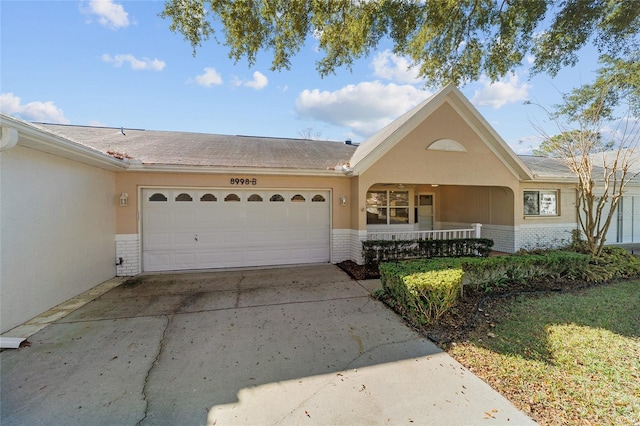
447;279;640;425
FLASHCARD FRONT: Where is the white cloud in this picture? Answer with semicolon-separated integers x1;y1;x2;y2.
194;67;223;87
371;50;424;84
245;71;268;90
0;93;70;123
102;54;166;71
295;81;431;138
232;71;269;90
472;74;531;109
83;0;130;30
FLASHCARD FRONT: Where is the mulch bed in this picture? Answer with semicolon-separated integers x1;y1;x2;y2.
336;260;379;280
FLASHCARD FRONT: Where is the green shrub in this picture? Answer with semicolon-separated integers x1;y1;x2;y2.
585;247;640;282
458;251;590;292
379;262;463;325
378;248;638;326
404;269;464;323
362;238;493;268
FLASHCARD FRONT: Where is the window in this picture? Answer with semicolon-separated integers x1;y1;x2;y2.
175;193;193;202
312;194;326;202
524;190;558;216
149;193;167;202
248;194;263;202
366;190;409;225
270;194;285;202
200;193;217;202
291;194;306;202
224;193;241;202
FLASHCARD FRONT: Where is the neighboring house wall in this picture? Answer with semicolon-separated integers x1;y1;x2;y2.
1;145;116;333
603;191;640;245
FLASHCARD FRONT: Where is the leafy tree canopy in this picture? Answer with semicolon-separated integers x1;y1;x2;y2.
160;0;639;86
555;54;640;121
533;130;610;157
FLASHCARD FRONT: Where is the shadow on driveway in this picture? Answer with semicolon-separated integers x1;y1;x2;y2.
1;264;534;425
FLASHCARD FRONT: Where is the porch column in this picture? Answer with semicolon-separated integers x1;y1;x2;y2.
472;223;482;238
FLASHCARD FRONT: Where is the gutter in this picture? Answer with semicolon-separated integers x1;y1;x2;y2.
0;336;26;349
128;162;351;177
0;115;129;171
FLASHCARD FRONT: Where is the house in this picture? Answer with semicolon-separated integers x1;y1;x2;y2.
1;85;638;333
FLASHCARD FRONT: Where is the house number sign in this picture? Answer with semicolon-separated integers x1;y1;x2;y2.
230;178;257;185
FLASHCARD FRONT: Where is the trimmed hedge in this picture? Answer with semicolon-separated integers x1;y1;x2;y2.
381;264;463;326
379;251;592;325
362;238;494;268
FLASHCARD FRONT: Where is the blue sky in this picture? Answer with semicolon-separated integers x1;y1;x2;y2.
1;1;604;154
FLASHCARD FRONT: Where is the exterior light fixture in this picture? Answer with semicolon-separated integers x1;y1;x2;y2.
120;192;128;207
339;195;347;205
431;184;439;187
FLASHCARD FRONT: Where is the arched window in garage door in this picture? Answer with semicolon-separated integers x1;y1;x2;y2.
175;193;193;202
225;193;241;202
149;193;168;202
200;193;217;202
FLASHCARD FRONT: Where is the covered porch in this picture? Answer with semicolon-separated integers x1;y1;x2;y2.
362;183;515;253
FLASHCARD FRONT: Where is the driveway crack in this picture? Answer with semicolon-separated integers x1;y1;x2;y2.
137;315;171;426
235;276;245;308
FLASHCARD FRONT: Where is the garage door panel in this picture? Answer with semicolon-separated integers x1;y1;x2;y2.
196;232;221;245
173;232;198;246
175;253;197;267
143;189;330;271
144;232;171;247
144;252;173;271
145;211;171;227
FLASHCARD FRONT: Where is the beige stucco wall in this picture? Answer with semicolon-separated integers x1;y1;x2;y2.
438;185;514;226
356;102;521;229
115;172;352;234
1;145;116;333
516;182;578;225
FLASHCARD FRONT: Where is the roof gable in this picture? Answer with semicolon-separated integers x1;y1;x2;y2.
349;84;534;180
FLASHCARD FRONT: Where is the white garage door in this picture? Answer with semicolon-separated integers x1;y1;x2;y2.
142;189;331;272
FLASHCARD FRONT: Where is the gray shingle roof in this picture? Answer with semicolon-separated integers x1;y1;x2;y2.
520;153;640;183
34;123;356;170
30;121;638;183
518;155;575;179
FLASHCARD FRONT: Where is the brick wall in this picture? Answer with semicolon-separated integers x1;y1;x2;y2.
482;224;516;253
516;223;577;251
331;229;367;265
331;229;351;263
115;234;140;276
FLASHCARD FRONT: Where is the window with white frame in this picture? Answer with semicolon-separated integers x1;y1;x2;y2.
366;190;410;225
524;190;558;216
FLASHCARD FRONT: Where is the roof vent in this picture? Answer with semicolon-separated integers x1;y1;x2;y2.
345;139;352;145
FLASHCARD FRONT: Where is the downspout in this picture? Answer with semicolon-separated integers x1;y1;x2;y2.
0;126;19;151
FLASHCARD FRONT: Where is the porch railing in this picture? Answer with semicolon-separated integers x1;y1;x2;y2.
367;223;482;241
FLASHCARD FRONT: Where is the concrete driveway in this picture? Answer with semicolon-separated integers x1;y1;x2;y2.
1;264;535;425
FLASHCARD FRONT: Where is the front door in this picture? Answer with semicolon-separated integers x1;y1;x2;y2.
417;193;434;230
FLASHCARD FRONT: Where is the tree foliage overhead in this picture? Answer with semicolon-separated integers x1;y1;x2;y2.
160;0;640;86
